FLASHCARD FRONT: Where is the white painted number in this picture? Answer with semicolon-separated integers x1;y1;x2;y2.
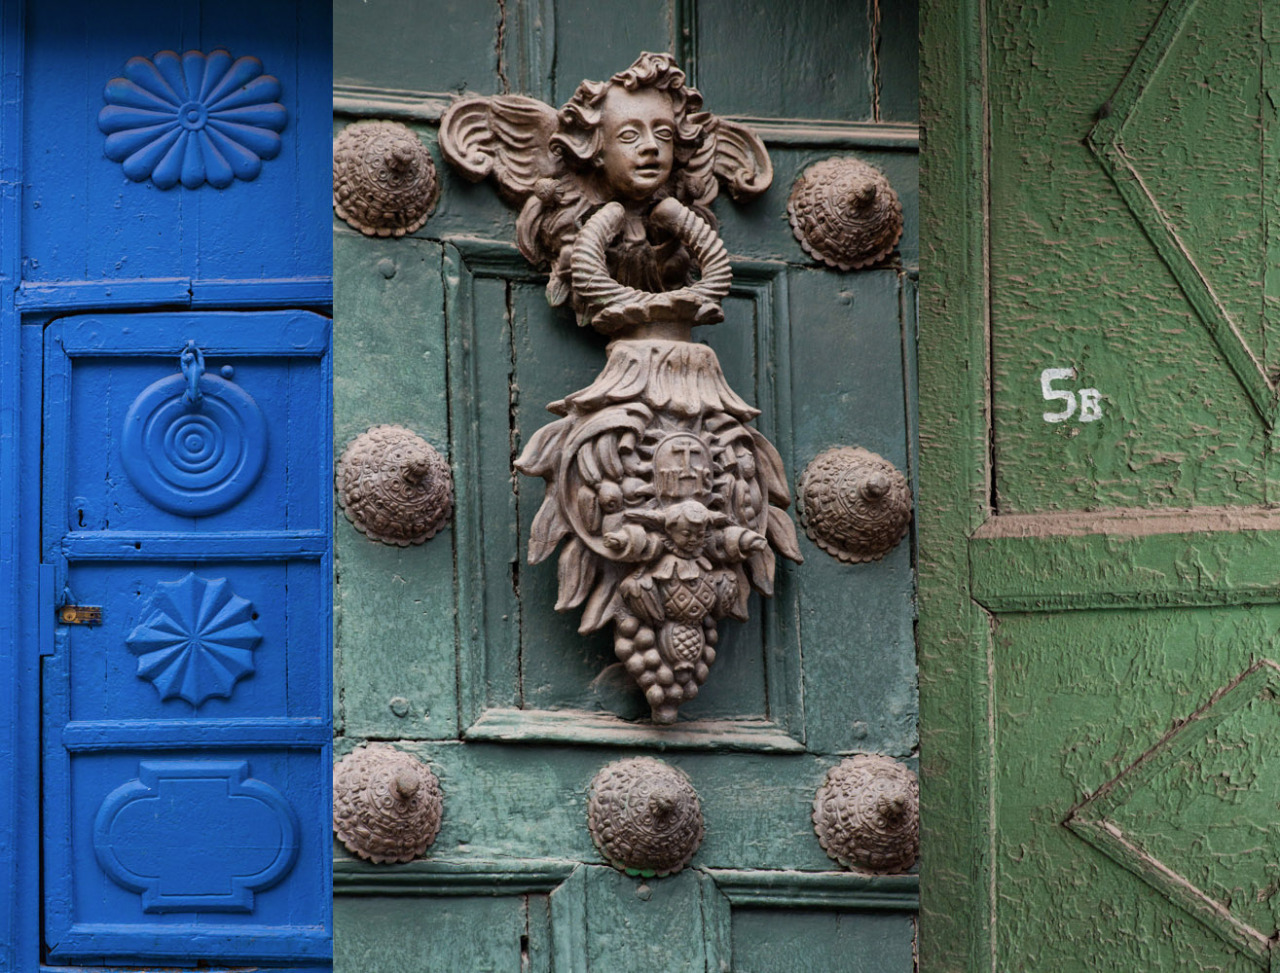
1040;367;1101;423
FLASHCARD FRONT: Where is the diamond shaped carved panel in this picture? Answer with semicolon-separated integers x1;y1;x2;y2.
1090;0;1280;424
1065;660;1280;968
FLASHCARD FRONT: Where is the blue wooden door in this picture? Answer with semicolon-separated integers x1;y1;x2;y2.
40;312;331;964
1;0;333;967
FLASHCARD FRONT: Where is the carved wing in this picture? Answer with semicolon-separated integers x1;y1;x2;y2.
711;117;773;201
439;95;561;204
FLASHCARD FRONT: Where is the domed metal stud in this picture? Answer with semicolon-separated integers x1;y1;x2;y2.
333;744;444;864
587;757;704;878
337;425;453;546
333;120;439;237
798;446;911;563
813;754;918;873
787;156;902;271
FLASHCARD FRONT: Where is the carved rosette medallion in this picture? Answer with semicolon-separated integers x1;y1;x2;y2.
333;744;443;864
799;447;911;563
813;755;919;873
337;425;453;545
125;573;262;706
587;757;704;877
787;156;902;271
98;49;287;190
333;121;439;237
440;52;802;724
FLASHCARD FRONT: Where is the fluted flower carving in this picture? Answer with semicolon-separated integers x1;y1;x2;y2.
126;573;262;705
98;49;287;190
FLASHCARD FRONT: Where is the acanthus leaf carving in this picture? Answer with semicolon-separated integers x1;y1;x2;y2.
441;52;801;724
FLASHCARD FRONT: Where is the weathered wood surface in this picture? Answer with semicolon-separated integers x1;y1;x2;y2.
921;0;1280;969
335;0;918;967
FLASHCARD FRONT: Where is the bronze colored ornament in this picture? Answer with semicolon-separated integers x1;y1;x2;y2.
813;754;919;873
337;425;453;546
440;52;802;725
587;757;704;878
799;446;911;563
788;156;902;271
333;120;439;237
333;744;444;864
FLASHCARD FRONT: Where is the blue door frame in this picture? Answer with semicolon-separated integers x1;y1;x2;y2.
0;1;333;969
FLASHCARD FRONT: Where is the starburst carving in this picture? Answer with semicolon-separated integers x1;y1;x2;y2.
126;573;261;705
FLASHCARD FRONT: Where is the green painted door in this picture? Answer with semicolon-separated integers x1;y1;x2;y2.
333;3;918;969
920;0;1280;969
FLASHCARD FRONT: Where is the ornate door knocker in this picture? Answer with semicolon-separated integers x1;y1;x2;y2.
441;53;802;723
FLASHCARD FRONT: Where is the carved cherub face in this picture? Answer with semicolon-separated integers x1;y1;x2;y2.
597;86;675;202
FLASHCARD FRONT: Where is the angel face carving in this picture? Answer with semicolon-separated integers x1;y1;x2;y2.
440;54;801;724
596;87;675;202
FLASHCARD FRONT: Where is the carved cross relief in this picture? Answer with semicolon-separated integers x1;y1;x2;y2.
440;53;802;723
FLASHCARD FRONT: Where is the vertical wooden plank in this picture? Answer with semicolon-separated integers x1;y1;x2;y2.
693;0;873;121
334;234;458;739
550;0;671;105
789;267;915;757
2;4;27;965
918;0;996;968
730;908;917;973
336;895;527;971
582;866;707;973
334;0;501;95
876;0;920;122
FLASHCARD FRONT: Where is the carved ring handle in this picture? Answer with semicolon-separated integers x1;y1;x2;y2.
570;198;733;325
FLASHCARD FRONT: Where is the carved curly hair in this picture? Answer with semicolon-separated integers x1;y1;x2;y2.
516;52;721;308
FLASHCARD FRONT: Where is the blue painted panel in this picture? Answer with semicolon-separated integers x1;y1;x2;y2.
21;0;330;285
41;312;332;965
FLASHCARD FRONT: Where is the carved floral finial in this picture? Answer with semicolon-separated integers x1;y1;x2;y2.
337;425;453;546
333;744;443;864
788;156;902;271
587;757;704;877
813;754;919;873
799;446;911;563
333;121;439;237
440;55;800;723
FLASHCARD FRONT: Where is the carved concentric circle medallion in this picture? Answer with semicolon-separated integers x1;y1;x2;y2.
333;744;443;864
337;425;453;545
788;156;903;271
799;446;911;563
122;372;268;516
813;754;919;873
333;121;439;237
587;757;703;877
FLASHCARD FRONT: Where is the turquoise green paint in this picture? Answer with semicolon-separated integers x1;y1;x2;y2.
335;0;919;967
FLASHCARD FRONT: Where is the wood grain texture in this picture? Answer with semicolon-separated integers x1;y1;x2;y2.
334;0;919;967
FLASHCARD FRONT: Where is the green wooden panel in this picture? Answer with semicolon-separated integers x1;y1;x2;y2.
986;0;1268;512
550;0;672;106
789;267;917;757
333;741;854;871
335;895;531;971
992;607;1280;970
731;908;916;973
334;0;500;94
692;0;873;121
333;232;458;739
582;867;713;973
